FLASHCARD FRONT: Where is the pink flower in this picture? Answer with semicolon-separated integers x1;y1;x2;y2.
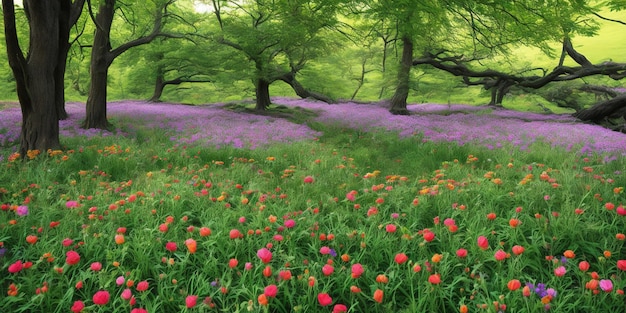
351;263;364;278
62;238;74;247
600;279;613;292
71;300;85;313
186;295;198;308
320;246;331;255
116;276;125;286
66;201;79;208
385;224;397;233
90;262;102;271
477;236;489;250
554;266;566;277
317;293;333;306
257;248;273;263
229;229;242;239
494;250;507;261
92;290;110;305
8;260;23;274
130;309;148;313
456;248;468;258
66;250;81;265
333;304;348;313
121;288;132;300
264;284;278;297
245;262;253;271
136;281;149;292
443;218;456;226
284;219;296;228
303;176;315;183
322;264;334;276
345;190;357;202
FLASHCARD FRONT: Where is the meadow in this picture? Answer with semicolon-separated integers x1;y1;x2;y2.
1;98;626;312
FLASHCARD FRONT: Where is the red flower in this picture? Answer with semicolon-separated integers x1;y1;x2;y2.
333;304;348;313
186;295;198;308
477;236;489;250
579;261;590;272
131;309;148;313
303;176;314;183
92;290;110;305
494;249;507;261
385;224;397;233
394;253;408;264
317;293;333;306
136;281;149;292
423;230;435;242
617;260;626;271
165;242;177;252
71;300;85;313
511;245;525;255
228;258;238;268
66;251;80;265
264;284;278;298
428;274;441;284
8;260;23;273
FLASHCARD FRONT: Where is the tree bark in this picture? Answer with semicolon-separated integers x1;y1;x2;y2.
574;94;626;122
389;35;413;115
278;72;335;104
149;73;166;102
255;77;272;111
83;0;114;129
3;0;70;156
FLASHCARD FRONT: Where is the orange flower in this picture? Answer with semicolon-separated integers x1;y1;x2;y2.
26;235;38;244
459;304;468;313
563;250;575;259
257;294;268;306
508;218;520;228
373;289;384;303
375;274;388;284
604;250;612;258
114;234;125;245
431;253;442;263
185;238;197;254
507;279;521;291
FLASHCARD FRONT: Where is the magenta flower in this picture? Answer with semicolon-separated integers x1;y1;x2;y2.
257;248;273;263
16;205;28;216
600;279;613;292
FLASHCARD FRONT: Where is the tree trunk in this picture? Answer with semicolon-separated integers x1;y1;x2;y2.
255;77;271;111
389;35;413;115
3;0;67;156
55;2;71;120
83;0;115;129
149;72;166;102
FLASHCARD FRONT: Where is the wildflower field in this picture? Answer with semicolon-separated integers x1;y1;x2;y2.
1;98;626;312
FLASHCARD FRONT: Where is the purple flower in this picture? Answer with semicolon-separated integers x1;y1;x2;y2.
16;205;28;216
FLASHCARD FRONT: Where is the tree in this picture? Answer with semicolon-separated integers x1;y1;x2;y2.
82;0;183;129
2;0;84;157
209;0;339;110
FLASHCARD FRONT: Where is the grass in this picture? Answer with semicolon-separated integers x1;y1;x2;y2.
1;103;625;312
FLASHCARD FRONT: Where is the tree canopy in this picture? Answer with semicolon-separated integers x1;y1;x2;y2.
2;0;626;154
